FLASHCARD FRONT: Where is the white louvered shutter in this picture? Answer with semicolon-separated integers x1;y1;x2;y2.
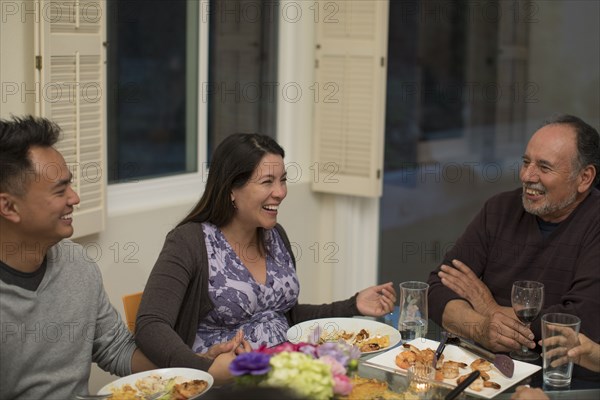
312;0;388;197
36;0;106;238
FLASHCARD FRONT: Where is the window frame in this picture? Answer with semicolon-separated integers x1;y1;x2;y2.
107;1;208;217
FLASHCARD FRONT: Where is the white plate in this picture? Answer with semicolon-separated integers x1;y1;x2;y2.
98;368;213;399
286;317;402;355
365;338;541;399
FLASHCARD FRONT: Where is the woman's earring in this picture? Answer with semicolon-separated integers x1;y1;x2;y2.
231;198;237;209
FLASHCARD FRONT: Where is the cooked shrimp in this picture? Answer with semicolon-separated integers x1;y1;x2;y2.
395;350;418;369
478;370;491;381
440;360;467;379
419;348;437;364
470;358;492;372
457;374;484;392
484;381;501;389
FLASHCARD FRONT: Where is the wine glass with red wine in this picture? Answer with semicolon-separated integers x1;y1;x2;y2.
511;280;544;361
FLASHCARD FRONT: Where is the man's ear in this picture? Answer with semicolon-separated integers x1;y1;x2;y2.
0;193;21;223
577;165;596;193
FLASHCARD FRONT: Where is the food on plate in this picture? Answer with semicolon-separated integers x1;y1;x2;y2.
457;373;485;392
457;373;501;391
339;376;406;400
435;360;467;379
394;344;444;369
173;380;209;399
317;327;391;352
470;358;492;372
394;347;502;392
108;374;209;400
358;334;391;352
109;384;139;400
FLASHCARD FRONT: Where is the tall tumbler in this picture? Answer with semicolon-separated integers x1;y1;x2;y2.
398;281;429;342
542;313;581;388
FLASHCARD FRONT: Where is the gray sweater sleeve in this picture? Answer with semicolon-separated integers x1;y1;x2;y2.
91;275;137;376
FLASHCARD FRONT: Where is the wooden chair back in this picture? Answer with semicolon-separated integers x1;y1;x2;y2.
122;291;143;333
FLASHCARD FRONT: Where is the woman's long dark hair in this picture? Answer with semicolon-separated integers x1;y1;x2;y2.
179;133;285;244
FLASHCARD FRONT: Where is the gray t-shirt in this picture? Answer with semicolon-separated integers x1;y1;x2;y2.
0;240;136;400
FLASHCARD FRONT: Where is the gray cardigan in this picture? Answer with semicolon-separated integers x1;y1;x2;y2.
135;222;359;370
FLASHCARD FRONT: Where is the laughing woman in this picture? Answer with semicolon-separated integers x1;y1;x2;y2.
135;133;396;379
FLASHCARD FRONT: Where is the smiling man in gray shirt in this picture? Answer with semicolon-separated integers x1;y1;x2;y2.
0;116;156;399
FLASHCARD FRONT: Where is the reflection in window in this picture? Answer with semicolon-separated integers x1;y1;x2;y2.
207;0;279;156
379;0;599;285
107;0;198;183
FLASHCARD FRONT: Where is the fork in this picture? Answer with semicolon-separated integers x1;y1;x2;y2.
74;390;166;400
144;390;168;400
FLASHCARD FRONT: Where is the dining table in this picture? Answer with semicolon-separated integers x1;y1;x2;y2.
357;314;600;399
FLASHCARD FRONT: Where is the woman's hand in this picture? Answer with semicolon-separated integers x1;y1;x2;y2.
356;282;396;317
540;331;600;373
567;332;600;372
207;351;237;386
204;330;252;359
202;330;252;385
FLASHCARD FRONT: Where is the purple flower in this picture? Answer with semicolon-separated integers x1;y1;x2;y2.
298;343;318;358
229;352;272;376
316;341;361;366
257;342;316;355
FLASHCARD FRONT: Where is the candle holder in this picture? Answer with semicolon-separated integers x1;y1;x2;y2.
407;364;435;395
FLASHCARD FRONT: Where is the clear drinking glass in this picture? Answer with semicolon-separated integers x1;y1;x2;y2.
510;280;544;361
542;313;581;387
398;281;429;342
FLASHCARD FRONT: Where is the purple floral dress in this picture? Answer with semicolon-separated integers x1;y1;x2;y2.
192;223;300;352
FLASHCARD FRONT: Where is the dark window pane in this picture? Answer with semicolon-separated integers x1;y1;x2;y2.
379;0;599;285
107;0;198;183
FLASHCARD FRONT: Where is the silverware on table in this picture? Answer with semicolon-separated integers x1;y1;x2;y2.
446;334;515;378
73;389;166;400
144;390;168;400
433;331;448;368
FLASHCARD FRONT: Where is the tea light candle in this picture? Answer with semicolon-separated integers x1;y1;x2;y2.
408;364;434;394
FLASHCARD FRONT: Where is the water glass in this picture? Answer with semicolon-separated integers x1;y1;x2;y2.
542;313;581;387
398;281;429;342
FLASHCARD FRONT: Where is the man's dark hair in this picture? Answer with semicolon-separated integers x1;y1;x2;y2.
542;114;600;187
0;115;61;195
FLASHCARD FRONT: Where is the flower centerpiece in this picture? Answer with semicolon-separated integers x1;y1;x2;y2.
229;340;361;400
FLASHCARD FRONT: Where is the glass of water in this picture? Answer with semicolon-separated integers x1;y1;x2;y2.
398;281;429;342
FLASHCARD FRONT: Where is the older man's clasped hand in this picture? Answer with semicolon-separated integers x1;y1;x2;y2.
438;260;535;353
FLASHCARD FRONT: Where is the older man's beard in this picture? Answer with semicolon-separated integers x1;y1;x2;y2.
522;183;578;219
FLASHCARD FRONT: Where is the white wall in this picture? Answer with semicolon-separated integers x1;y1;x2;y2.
0;0;36;117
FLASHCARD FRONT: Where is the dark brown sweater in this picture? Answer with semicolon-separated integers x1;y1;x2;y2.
428;188;600;344
135;223;359;370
